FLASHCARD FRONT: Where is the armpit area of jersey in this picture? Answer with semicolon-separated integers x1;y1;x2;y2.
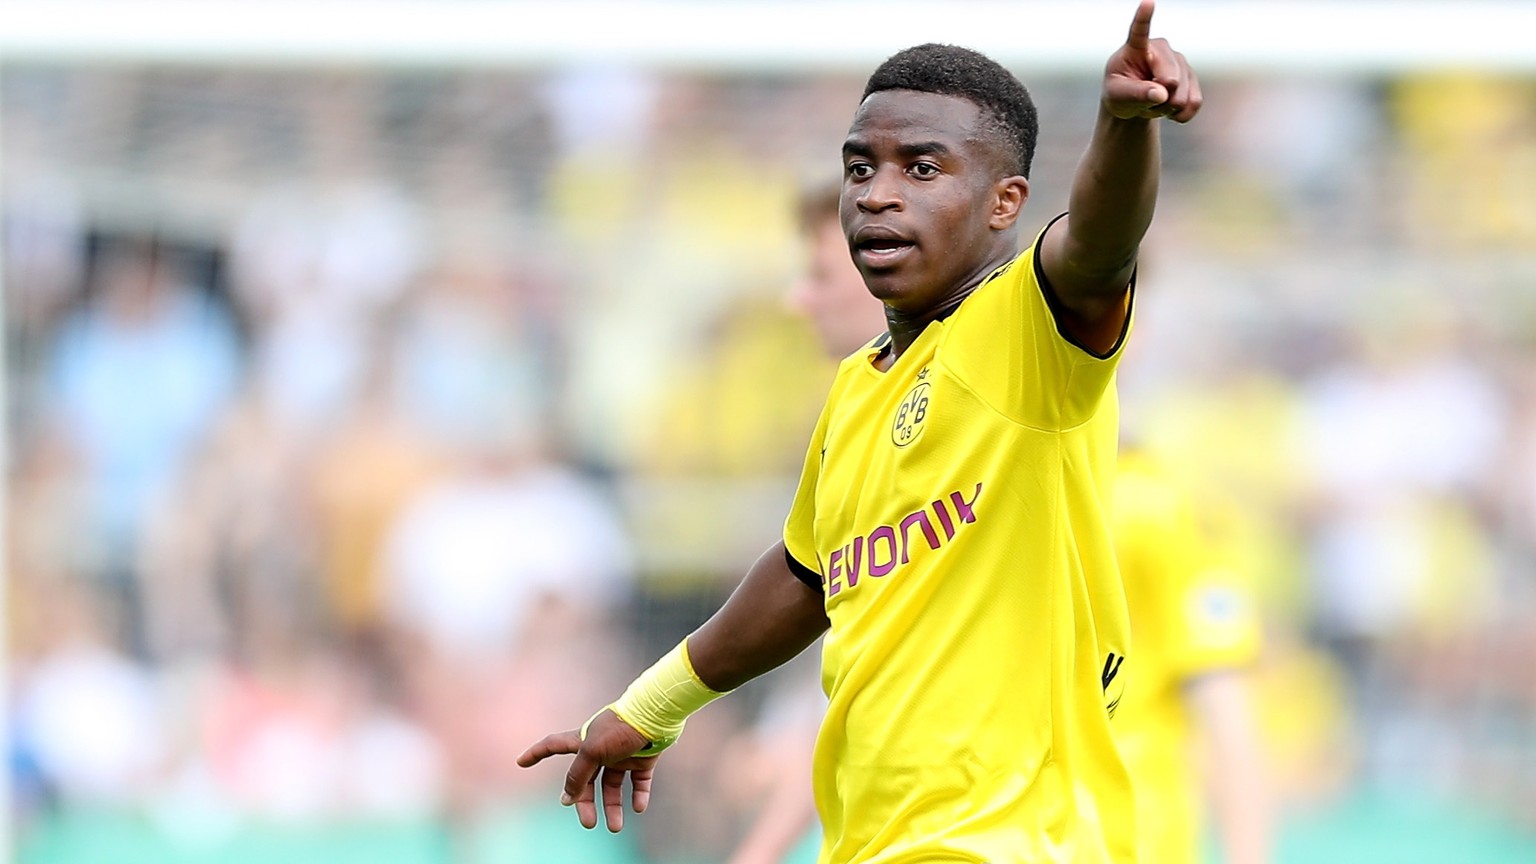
784;548;823;592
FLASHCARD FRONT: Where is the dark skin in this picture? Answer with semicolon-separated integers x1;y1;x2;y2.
518;0;1200;833
842;89;1026;367
516;542;827;832
851;0;1200;368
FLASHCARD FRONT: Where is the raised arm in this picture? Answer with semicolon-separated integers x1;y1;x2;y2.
1041;0;1201;353
518;541;828;832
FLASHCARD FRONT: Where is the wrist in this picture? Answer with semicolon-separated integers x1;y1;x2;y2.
602;638;730;755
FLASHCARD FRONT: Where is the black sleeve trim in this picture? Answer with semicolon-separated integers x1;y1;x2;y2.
784;548;823;593
1033;212;1136;361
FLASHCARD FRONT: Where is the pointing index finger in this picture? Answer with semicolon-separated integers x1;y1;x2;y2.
1126;0;1156;52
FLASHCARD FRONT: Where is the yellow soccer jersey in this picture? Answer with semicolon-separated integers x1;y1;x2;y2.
783;225;1136;864
1110;451;1262;864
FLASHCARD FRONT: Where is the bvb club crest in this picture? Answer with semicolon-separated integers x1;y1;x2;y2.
891;367;932;447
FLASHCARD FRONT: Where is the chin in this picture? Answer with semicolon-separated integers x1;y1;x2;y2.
870;285;927;313
862;274;907;303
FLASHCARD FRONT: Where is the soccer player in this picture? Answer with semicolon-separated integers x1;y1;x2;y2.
519;3;1201;861
732;173;1273;864
785;180;893;367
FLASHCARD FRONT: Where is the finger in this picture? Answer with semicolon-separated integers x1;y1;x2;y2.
562;748;602;810
573;776;599;830
1172;63;1203;122
1104;76;1168;114
1125;0;1155;53
630;765;653;814
516;730;581;768
1150;53;1195;120
601;766;627;833
1155;52;1189;113
1145;40;1182;94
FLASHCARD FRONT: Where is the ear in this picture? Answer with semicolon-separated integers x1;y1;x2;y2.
989;176;1029;230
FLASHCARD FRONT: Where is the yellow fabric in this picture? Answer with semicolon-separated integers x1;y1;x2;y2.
1110;451;1262;864
606;639;726;755
783;229;1136;864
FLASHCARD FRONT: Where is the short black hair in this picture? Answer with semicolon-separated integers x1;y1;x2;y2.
862;43;1039;178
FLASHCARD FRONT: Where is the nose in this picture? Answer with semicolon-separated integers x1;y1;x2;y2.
856;166;902;213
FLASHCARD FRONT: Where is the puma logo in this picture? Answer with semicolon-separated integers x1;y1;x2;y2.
1101;652;1124;691
1102;652;1125;718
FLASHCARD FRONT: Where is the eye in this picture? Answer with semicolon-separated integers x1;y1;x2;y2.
846;161;874;180
910;161;941;178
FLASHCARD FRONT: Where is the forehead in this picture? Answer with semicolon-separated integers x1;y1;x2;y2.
845;89;987;150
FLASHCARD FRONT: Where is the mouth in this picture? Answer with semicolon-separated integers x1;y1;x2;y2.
851;229;916;268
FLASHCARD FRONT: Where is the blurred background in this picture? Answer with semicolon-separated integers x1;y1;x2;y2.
4;1;1536;862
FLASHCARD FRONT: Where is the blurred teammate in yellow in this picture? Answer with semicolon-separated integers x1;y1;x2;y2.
722;181;886;864
522;4;1208;861
1111;449;1273;864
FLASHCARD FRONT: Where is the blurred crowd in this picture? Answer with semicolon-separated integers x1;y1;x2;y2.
5;63;1536;862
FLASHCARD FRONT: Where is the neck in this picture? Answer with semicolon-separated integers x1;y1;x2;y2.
882;294;964;355
877;244;1020;367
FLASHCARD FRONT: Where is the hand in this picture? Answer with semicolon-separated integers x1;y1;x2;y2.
1102;0;1202;123
516;710;659;832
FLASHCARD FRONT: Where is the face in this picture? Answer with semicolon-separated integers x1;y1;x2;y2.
841;90;1027;313
787;214;889;358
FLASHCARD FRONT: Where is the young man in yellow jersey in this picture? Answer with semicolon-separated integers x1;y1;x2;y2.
728;183;1274;864
521;3;1202;860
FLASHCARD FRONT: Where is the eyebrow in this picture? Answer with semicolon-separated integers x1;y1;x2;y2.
842;139;954;160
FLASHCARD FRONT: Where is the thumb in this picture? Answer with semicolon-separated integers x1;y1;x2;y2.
1104;75;1168;114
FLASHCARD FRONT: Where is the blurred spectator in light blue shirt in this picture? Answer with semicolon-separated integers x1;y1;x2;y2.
46;236;242;650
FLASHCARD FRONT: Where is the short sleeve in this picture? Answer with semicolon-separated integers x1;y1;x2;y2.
943;213;1134;431
1174;563;1263;678
1116;459;1262;680
782;394;831;587
1146;480;1262;678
